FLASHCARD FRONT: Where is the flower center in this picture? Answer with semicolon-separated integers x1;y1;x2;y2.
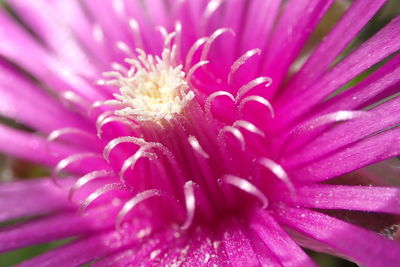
110;48;194;121
78;28;281;230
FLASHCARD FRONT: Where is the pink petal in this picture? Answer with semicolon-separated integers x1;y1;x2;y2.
285;96;400;165
313;53;400;115
297;184;400;214
0;178;74;222
292;125;400;182
17;223;150;267
250;211;317;267
262;0;333;97
0;62;90;132
283;0;386;100
0;205;117;252
8;0;98;78
0;125;104;173
274;207;400;266
0;10;105;102
276;16;400;131
219;219;260;266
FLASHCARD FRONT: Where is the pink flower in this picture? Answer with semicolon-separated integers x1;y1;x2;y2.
0;0;400;266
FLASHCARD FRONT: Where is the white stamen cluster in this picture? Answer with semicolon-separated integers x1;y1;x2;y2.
108;48;194;121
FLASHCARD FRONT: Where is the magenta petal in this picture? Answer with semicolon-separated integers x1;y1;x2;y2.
0;10;105;102
250;211;316;267
219;219;260;266
0;205;117;252
0;62;90;132
274;207;400;267
17;226;144;267
314;53;400;115
183;228;229;266
262;0;333;96
284;0;386;99
293;125;400;182
277;16;400;130
0;178;74;222
297;184;400;214
0;125;84;169
286;96;400;165
7;0;98;78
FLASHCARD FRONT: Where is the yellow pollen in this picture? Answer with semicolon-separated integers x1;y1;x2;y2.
109;47;194;121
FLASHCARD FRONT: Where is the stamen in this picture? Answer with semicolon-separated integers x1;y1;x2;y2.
164;32;177;49
103;136;147;162
236;77;273;102
200;28;235;62
188;135;210;159
90;100;123;113
119;145;158;184
60;91;89;111
156;26;169;39
92;24;104;43
47;128;96;144
106;42;194;121
112;0;125;18
111;62;129;74
52;153;103;186
228;48;261;85
174;21;182;61
79;183;128;214
205;91;235;115
128;18;144;49
116;189;166;231
68;169;115;201
186;60;209;83
185;37;208;72
116;41;133;55
258;158;295;195
201;0;225;34
218;126;246;151
181;181;198;230
238;95;275;118
233;120;265;138
96;116;139;138
220;175;268;209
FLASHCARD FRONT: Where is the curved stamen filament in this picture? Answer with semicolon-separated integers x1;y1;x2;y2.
116;189;169;231
119;145;158;184
181;181;198;230
200;28;235;62
52;153;103;186
236;77;273;102
228;48;261;85
128;18;144;49
220;175;268;209
79;183;128;214
233;120;265;138
200;0;225;34
186;60;209;83
218;126;246;151
47;128;96;144
188;135;210;159
258;158;295;196
205;91;235;115
96;116;139;138
238;95;275;118
103;136;147;162
68;169;115;201
185;37;208;72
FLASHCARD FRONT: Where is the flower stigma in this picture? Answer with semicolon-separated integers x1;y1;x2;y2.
105;45;195;122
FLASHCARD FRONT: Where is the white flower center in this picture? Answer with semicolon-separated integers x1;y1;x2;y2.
110;48;194;121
